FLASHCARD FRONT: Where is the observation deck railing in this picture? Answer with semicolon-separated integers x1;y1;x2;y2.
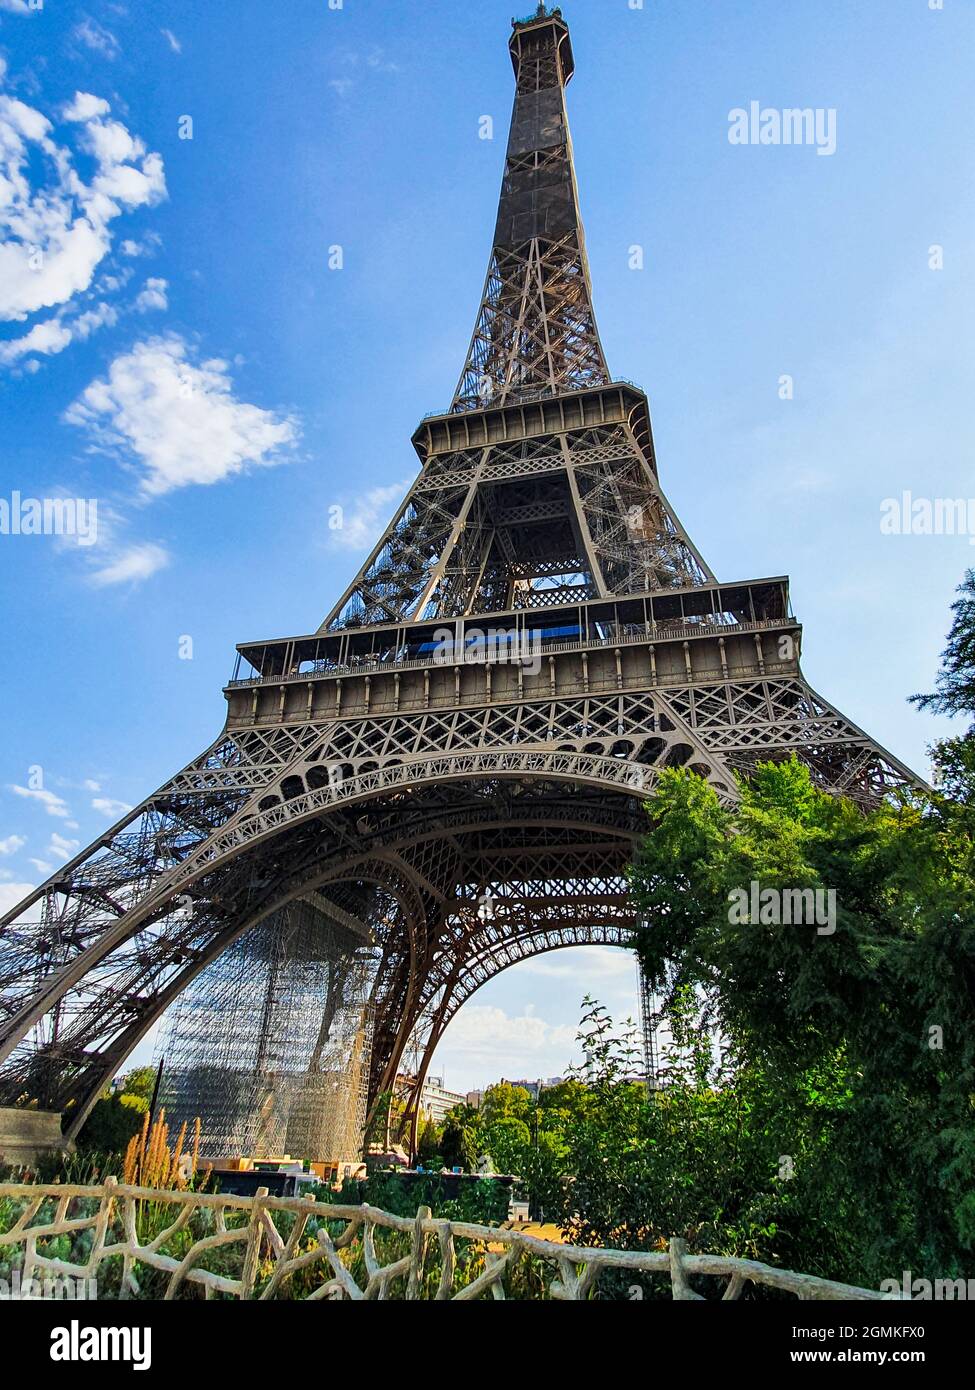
228;617;789;691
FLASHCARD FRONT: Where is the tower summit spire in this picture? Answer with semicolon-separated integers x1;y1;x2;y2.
453;5;607;412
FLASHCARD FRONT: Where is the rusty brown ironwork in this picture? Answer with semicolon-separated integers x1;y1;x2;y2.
0;9;919;1152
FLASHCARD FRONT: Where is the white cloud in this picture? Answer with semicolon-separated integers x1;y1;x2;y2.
0;883;35;917
0;301;117;365
119;233;161;259
82;779;101;792
0;1;35;15
72;17;121;60
0;86;165;326
160;28;181;55
91;796;132;819
329;79;354;97
97;271;130;294
73;302;118;340
89;541;170;587
439;1005;578;1083
28;858;52;875
48;832;80;860
432;949;645;1090
65;335;299;496
57;498;168;590
62;91;110;122
0;834;26;855
0;318;71;362
134;277;168;313
518;945;637;986
333;480;411;551
8;785;70;819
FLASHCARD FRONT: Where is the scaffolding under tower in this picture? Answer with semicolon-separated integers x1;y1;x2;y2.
637;950;670;1091
158;896;377;1163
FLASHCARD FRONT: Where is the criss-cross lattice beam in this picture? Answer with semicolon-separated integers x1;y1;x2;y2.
452;13;609;413
0;5;928;1166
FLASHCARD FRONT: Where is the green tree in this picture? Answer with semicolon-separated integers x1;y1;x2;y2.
483;1115;531;1175
912;567;975;820
480;1081;532;1127
118;1066;157;1105
439;1105;482;1172
416;1116;443;1165
628;754;975;1283
538;1077;592;1125
911;568;975;726
76;1093;147;1154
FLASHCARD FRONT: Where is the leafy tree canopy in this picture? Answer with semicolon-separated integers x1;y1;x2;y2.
911;568;975;727
480;1081;532;1127
118;1066;157;1104
627;745;975;1280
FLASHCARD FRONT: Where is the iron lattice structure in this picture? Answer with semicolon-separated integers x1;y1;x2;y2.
0;7;920;1150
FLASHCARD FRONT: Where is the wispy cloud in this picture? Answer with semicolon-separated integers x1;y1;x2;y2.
517;946;637;987
0;882;35;917
0;302;118;366
89;542;170;587
48;832;80;861
71;17;121;60
8;785;71;819
120;233;162;259
366;49;402;75
331;480;411;551
160;28;181;55
327;48;402;98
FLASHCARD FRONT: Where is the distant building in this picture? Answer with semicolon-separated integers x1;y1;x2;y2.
466;1077;567;1108
509;1077;566;1100
509;1079;542;1100
397;1074;467;1125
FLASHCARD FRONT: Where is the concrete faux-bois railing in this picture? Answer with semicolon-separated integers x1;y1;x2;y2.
0;1178;890;1301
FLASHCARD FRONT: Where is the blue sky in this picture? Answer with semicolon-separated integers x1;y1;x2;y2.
0;0;972;1091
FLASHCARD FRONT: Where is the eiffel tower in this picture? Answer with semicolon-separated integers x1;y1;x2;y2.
0;5;918;1148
